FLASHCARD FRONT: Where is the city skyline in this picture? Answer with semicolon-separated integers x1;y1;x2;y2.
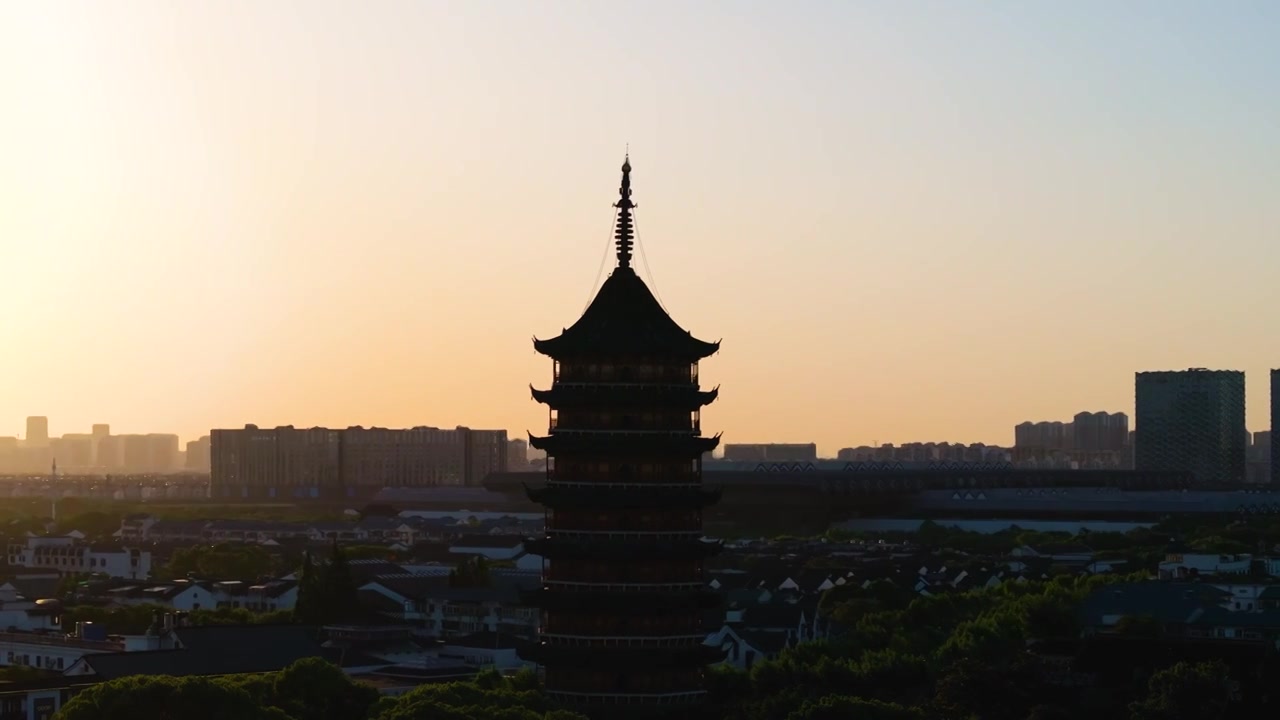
2;2;1278;455
4;380;1274;460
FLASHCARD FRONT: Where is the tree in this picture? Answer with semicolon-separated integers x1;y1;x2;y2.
448;557;491;588
294;551;322;625
318;540;360;622
164;543;278;581
932;657;1038;720
784;695;924;720
268;656;379;720
1025;705;1072;720
1129;660;1236;720
55;675;290;720
294;543;359;625
367;677;588;720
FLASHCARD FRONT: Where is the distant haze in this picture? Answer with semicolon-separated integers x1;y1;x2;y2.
1;1;1277;455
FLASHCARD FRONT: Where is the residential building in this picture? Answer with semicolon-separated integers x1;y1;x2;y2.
211;425;509;500
1072;411;1129;452
361;571;541;640
1135;369;1247;483
506;438;529;471
0;585;123;675
25;417;48;448
1014;421;1070;450
51;434;94;471
6;537;151;580
98;579;297;613
185;435;211;472
723;443;818;463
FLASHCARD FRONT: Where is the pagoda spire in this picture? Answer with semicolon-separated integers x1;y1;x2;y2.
614;154;635;268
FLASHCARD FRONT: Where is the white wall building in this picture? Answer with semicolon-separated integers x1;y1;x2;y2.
6;537;151;580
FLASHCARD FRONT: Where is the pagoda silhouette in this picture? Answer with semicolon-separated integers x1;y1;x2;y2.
519;156;725;716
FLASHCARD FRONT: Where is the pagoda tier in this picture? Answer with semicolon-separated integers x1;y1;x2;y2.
519;643;725;669
526;537;724;561
519;156;723;717
531;384;719;410
528;432;721;457
524;484;722;509
520;587;722;612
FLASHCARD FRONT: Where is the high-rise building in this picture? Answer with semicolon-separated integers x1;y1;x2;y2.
507;437;529;471
521;157;724;713
1014;420;1070;450
97;435;125;471
1135;369;1246;483
121;435;150;472
91;424;111;467
186;435;212;472
25;417;48;447
210;424;508;499
723;443;817;463
147;434;180;473
462;427;509;485
52;434;94;470
1072;411;1129;452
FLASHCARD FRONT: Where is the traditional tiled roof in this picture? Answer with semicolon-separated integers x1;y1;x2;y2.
531;158;718;362
533;268;720;360
83;624;332;679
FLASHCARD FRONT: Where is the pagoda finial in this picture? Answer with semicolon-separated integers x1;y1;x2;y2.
614;153;635;268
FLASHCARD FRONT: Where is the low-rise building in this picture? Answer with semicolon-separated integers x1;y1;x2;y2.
360;571;540;640
6;537;150;580
95;579;297;613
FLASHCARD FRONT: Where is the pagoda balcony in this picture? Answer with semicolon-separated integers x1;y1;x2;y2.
521;587;722;612
548;419;701;434
541;633;708;647
545;691;706;707
526;537;724;561
553;362;700;385
544;530;703;540
525;483;721;509
528;432;720;457
544;580;706;593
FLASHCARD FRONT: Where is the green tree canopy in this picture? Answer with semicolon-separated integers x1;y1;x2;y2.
55;675;291;720
1130;660;1237;720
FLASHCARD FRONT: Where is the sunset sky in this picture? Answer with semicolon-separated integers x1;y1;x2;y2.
1;1;1277;455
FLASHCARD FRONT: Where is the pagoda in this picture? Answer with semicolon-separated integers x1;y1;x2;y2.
520;156;725;716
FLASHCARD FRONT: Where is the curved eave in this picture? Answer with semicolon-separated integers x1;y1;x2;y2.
530;385;719;409
533;335;720;362
528;433;722;456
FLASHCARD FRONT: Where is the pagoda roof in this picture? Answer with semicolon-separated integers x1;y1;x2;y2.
532;156;719;362
533;268;720;361
528;432;720;457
